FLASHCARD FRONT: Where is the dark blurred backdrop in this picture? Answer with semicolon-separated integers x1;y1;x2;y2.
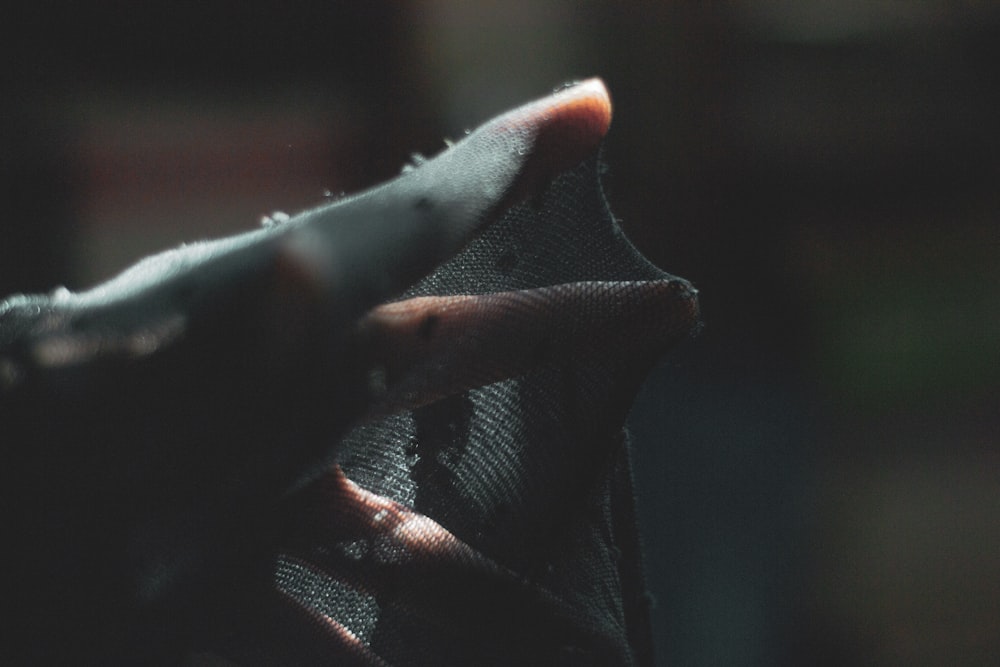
3;3;998;665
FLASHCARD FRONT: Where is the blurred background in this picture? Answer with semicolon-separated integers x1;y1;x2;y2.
2;2;998;664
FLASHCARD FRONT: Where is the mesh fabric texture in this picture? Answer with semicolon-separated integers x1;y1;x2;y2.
235;154;697;666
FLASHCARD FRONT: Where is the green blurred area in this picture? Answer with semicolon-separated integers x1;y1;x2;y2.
810;221;999;415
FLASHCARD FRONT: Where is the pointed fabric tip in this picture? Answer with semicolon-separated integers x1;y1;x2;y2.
486;78;613;196
517;78;613;161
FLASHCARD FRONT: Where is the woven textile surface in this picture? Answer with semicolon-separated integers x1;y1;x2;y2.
0;80;698;665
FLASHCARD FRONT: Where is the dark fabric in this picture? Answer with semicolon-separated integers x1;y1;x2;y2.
0;82;698;665
248;155;696;665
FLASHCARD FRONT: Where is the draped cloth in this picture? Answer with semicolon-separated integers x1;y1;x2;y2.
0;80;698;665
